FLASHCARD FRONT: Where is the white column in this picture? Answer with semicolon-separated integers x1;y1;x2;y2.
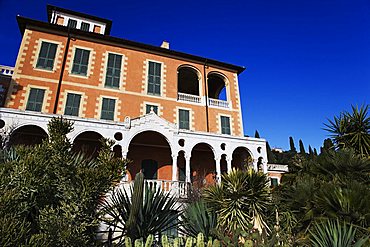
253;158;258;172
185;154;191;183
172;154;178;181
227;157;232;173
215;157;221;183
263;161;268;174
121;150;129;182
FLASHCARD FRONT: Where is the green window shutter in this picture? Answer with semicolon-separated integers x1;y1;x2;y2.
68;19;77;29
145;104;158;114
36;42;57;70
271;178;279;187
101;98;116;120
72;48;90;76
105;53;122;88
64;93;81;116
221;116;231;134
80;22;90;31
147;61;161;95
26;88;45;112
179;109;190;130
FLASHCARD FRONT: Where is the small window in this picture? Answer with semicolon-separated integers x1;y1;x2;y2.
64;93;81;116
101;98;116;120
67;19;77;29
36;42;57;70
147;61;161;95
72;48;90;76
221;116;231;134
80;22;90;32
271;178;279;187
105;53;122;88
145;104;158;114
26;88;45;112
179;109;190;130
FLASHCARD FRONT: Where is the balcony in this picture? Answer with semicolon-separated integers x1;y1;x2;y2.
177;92;202;104
118;179;189;198
208;98;229;108
0;65;14;77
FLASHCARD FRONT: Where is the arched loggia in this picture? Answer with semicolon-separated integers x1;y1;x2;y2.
231;146;253;170
190;143;216;186
72;131;103;157
9;125;47;146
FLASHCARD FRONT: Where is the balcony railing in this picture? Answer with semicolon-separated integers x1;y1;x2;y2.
209;98;229;108
0;65;14;76
118;179;189;198
177;92;202;104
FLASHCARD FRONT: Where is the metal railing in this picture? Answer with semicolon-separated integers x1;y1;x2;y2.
0;65;14;76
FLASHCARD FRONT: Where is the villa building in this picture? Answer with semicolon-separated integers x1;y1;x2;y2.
0;6;269;195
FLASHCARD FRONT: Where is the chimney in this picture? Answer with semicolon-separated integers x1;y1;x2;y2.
160;41;170;49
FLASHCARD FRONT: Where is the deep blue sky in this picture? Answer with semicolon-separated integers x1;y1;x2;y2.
0;0;369;151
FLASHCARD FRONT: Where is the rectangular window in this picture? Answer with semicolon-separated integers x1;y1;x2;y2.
26;88;45;112
36;42;57;70
67;19;77;29
221;116;231;134
71;48;90;76
64;93;81;116
105;53;122;88
80;22;90;31
147;61;161;95
179;109;190;130
271;178;279;187
145;104;158;114
101;98;116;120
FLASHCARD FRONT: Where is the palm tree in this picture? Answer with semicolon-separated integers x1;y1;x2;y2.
99;172;180;243
203;168;271;234
324;104;370;157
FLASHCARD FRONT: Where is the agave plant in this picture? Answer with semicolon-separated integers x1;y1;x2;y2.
179;200;217;239
99;172;180;243
309;219;369;247
324;104;370;157
203;168;271;234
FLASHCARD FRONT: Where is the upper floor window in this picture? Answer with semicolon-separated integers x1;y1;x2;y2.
80;22;90;32
220;116;231;134
72;48;90;76
147;61;161;96
101;98;115;120
64;93;81;116
105;53;122;88
208;73;227;100
145;104;158;114
36;42;57;70
26;88;45;112
179;109;190;130
67;19;77;29
178;66;200;96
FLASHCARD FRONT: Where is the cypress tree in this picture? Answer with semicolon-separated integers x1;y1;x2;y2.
314;148;318;156
289;136;296;153
308;145;313;155
299;139;306;154
266;142;276;163
254;130;260;138
321;138;334;154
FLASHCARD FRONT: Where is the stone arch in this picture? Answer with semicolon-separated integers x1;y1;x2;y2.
231;146;253;170
190;142;216;186
72;131;103;157
207;71;229;100
127;130;172;181
177;65;202;96
9;124;48;146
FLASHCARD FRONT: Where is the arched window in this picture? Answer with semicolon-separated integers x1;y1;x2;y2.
177;66;200;95
207;73;227;100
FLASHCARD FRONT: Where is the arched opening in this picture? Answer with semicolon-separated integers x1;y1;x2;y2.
9;125;47;146
232;147;253;170
207;73;227;100
221;154;228;174
72;131;103;157
178;66;200;96
190;143;216;187
113;144;122;158
127;131;172;181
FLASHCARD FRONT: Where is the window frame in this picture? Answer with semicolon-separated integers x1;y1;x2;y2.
220;115;231;135
70;46;92;77
104;53;123;88
80;22;90;32
64;93;82;116
100;97;116;121
146;60;163;96
26;88;46;112
67;19;77;29
35;41;58;71
178;108;190;130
